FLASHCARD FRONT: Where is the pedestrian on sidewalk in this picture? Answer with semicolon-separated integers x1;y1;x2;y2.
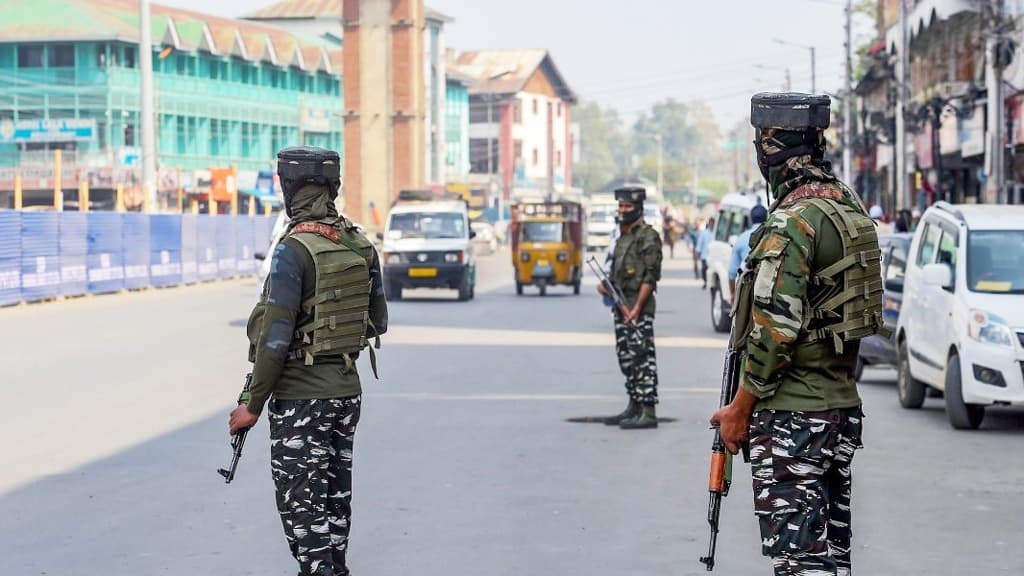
696;217;714;289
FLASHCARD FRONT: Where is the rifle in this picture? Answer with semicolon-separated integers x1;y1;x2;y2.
218;373;253;484
699;340;750;571
586;256;635;326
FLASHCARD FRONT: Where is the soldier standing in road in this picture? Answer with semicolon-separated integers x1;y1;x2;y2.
229;146;388;576
710;93;886;576
599;186;663;429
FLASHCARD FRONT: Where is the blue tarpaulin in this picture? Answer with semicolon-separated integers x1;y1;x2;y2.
0;211;20;305
216;216;237;279
20;212;61;302
87;212;125;294
123;213;150;290
181;214;198;284
149;215;182;287
59;212;88;297
197;215;217;282
234;216;256;276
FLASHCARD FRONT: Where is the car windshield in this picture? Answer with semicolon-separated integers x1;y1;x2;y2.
589;207;616;223
388;212;466;239
967;230;1024;293
521;221;566;243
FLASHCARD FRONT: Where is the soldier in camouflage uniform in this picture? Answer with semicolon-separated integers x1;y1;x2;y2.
230;146;388;576
710;94;885;576
600;186;663;429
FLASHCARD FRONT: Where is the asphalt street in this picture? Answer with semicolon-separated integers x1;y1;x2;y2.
1;246;1023;575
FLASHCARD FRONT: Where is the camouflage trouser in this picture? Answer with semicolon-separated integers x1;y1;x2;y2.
613;312;658;405
269;396;362;576
749;407;864;576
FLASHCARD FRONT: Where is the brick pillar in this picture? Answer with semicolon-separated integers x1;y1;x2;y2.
342;0;424;229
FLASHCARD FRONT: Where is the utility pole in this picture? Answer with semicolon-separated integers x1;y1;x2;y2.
895;0;908;210
655;133;663;195
842;0;853;184
810;46;816;93
985;0;1007;204
139;0;157;211
785;68;792;92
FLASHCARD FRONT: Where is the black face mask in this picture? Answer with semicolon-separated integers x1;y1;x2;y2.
616;203;642;225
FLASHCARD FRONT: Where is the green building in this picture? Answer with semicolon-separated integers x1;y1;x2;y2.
0;0;342;200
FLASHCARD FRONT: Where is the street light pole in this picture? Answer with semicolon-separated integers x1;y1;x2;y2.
810;46;816;93
842;0;852;184
139;0;157;211
773;38;817;93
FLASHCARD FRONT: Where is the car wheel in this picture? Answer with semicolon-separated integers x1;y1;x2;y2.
710;283;730;333
385;281;402;302
457;273;472;302
855;355;865;382
897;339;926;409
945;352;985;430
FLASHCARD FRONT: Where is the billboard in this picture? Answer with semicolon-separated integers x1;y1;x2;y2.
0;119;96;143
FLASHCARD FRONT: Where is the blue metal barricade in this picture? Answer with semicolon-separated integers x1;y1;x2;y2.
216;216;237;279
149;215;182;287
123;213;150;290
181;214;198;284
20;212;61;302
0;211;21;305
59;212;89;297
87;212;125;294
197;214;218;282
234;216;256;276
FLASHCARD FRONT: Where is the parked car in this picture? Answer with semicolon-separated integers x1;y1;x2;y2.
895;202;1024;429
706;191;762;332
855;233;913;380
586;194;617;252
255;211;290;299
471;221;498;254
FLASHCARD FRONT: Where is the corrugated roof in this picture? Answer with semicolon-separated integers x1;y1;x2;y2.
448;49;576;103
0;0;339;73
246;0;449;23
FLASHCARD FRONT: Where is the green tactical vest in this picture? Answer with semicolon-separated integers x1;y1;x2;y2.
801;197;888;353
286;219;376;367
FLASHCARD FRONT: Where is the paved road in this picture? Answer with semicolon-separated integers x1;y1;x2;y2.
1;247;1023;575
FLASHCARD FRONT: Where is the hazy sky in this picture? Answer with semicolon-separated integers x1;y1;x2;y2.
161;0;873;134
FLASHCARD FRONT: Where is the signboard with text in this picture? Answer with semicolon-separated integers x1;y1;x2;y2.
0;119;96;143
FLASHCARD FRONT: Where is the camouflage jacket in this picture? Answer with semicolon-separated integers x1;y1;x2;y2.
737;180;864;412
611;221;663;316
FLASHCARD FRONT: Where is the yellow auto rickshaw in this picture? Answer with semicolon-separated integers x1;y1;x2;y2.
510;201;585;296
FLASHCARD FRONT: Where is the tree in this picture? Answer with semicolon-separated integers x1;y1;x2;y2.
571;101;630;192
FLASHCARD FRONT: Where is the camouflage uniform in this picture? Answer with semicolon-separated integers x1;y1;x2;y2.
611;220;662;406
247;152;388;576
734;109;883;575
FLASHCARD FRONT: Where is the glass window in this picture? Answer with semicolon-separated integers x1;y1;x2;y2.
936;230;958;278
17;45;44;68
520;221;567;243
124;46;136;68
728;211;746;239
885;244;908;281
388;212;466;239
48;44;74;67
917;223;939;266
714;210;730;242
967;230;1024;293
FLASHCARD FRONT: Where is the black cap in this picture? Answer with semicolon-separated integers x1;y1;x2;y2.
276;146;341;181
614;186;646;203
750;92;831;130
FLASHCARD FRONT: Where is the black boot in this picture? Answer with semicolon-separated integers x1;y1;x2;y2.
603;400;639;425
619;404;658;429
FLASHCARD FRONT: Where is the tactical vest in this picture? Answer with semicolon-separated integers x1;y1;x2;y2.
801;197;888;353
730;193;888;355
286;220;378;370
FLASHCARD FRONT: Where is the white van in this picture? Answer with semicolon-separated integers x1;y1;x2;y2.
380;200;476;301
895;202;1024;429
706;191;763;332
586;194;617;252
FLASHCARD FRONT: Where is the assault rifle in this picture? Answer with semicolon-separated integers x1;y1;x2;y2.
586;256;634;326
699;342;750;571
218;373;253;484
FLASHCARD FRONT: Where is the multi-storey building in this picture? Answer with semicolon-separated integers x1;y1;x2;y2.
0;0;342;206
449;49;576;202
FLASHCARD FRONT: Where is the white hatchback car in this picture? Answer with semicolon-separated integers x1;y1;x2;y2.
895;202;1024;429
706;191;762;332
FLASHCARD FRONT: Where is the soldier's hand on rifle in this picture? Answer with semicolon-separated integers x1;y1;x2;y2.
710;387;757;455
597;282;609;297
229;404;258;435
624;305;640;325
